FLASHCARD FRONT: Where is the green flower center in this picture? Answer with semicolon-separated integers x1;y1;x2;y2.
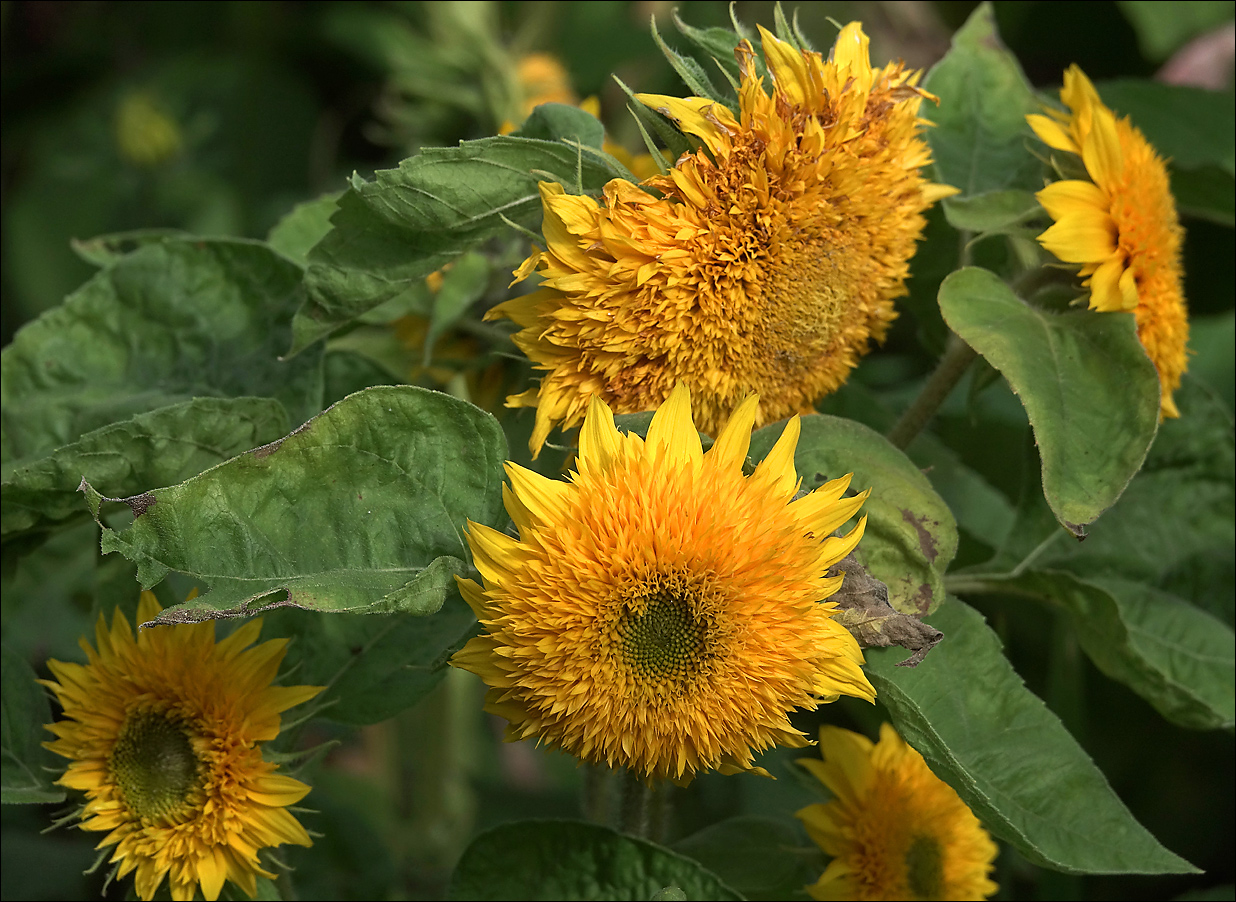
110;710;201;821
905;833;945;900
620;591;707;681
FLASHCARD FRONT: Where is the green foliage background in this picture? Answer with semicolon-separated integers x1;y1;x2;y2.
2;2;1232;900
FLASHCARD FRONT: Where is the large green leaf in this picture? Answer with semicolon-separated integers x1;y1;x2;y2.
266;192;343;265
948;570;1234;731
938;267;1160;534
1;238;323;472
672;816;816;901
980;378;1235;626
868;598;1198;875
750;415;958;616
296;136;626;354
923;3;1041;197
82;386;507;625
1097;80;1235;177
263;594;477;726
1;645;65;805
2;397;288;542
447;820;742;901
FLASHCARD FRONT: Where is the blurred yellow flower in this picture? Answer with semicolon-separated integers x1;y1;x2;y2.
115;92;182;167
451;383;875;784
1029;65;1189;418
797;723;998;901
493;23;954;455
42;592;322;901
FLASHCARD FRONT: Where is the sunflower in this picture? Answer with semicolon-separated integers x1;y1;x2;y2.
451;383;875;783
491;22;955;455
796;723;999;901
42;592;323;901
1028;65;1189;418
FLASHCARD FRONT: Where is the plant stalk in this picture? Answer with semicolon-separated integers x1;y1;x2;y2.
886;335;978;450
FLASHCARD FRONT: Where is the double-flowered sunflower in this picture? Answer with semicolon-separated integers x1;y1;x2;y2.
493;23;955;455
1029;65;1188;418
797;724;999;901
42;592;322;901
451;384;875;783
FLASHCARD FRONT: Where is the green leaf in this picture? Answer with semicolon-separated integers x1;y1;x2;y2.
267;192;343;265
2;397;288;542
952;570;1234;730
1097;79;1235;177
423;252;490;366
672;816;816;901
69;229;191;268
749;415;958;616
868;597;1198;875
938;267;1160;534
670;12;748;87
82;386;507;624
651;16;734;111
923;3;1042;196
513;103;606;150
1171;164;1236;227
447;820;742;901
296;138;627;355
1;238;324;471
1;644;65;805
942;189;1042;234
1116;0;1236;62
264;594;477;725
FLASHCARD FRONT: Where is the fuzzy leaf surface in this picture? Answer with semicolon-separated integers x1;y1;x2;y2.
2;398;288;541
1;238;322;472
82;387;506;624
924;3;1041;196
448;820;741;901
751;415;958;616
1;645;65;804
868;598;1197;875
939;267;1159;533
297;137;625;353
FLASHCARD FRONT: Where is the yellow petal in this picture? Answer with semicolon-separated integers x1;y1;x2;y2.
645;383;703;469
707;394;760;474
1086;253;1134;312
758;26;810;107
1027;113;1079;154
1036;179;1107;223
578;394;621;474
1082;105;1124;191
751;416;801;498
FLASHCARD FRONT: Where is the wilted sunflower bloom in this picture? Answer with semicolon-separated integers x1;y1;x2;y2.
493;23;955;455
451;383;875;783
42;592;323;901
1028;64;1188;418
796;724;998;901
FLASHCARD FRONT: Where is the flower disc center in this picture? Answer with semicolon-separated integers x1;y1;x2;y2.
619;591;706;681
905;833;945;900
110;710;201;821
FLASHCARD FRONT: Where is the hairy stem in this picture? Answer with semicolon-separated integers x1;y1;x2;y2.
886;335;978;450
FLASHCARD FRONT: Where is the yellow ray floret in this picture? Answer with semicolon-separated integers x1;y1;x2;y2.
452;383;875;783
42;593;322;902
493;23;956;455
797;724;999;900
1029;65;1189;419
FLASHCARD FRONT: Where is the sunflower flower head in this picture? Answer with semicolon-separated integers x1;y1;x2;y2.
1028;64;1189;418
451;383;876;784
796;723;998;901
492;22;955;455
42;592;323;902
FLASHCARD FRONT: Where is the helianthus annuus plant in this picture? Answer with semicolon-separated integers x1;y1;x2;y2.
1028;64;1189;418
42;592;323;902
492;22;955;455
451;384;875;783
797;724;999;901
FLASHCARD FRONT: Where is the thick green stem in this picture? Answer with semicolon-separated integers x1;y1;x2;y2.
618;770;656;839
886;336;978;450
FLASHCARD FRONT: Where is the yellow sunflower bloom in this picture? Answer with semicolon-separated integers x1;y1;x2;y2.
796;723;999;901
42;592;323;902
492;23;955;455
451;383;876;783
1028;64;1189;418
